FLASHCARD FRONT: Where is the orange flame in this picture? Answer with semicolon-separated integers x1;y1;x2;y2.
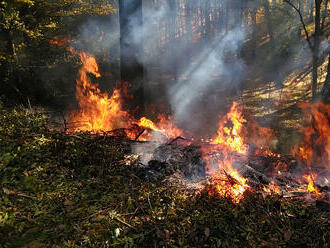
304;174;320;195
293;102;330;169
50;39;182;140
67;47;133;133
50;38;329;202
211;167;249;204
263;181;281;195
49;37;71;47
211;102;248;154
202;102;250;203
138;117;161;131
135;115;184;141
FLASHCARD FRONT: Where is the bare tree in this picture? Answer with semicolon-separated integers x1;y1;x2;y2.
284;0;324;99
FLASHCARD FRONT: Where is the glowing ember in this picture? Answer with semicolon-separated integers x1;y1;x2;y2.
256;148;281;158
209;166;249;204
49;37;71;47
263;181;281;195
304;174;320;195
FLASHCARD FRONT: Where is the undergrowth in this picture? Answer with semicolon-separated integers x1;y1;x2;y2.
0;104;329;248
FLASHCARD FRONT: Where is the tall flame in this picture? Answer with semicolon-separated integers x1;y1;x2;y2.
203;102;249;203
67;47;133;133
211;102;248;154
49;39;182;140
293;101;330;169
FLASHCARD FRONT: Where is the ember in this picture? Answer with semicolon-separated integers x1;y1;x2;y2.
304;173;320;195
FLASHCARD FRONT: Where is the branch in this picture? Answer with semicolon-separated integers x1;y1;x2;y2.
284;0;313;50
321;0;329;30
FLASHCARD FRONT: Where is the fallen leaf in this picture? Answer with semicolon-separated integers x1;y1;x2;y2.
284;231;292;241
204;227;210;237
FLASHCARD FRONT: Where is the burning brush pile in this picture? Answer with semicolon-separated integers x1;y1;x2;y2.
52;38;330;207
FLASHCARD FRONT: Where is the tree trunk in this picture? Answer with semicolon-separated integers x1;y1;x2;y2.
168;0;178;81
204;1;211;39
264;1;275;48
321;54;330;102
250;7;257;60
312;0;322;99
321;0;329;30
184;0;192;69
309;1;314;22
119;0;144;114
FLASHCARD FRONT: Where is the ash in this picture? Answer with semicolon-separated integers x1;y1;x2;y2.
133;143;206;182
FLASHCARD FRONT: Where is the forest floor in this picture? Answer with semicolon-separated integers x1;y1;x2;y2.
241;56;329;153
0;103;329;248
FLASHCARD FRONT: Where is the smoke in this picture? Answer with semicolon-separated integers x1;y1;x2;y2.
122;1;246;134
73;0;324;136
73;16;120;58
170;28;245;130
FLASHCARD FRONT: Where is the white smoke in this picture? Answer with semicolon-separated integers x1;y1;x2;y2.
170;28;246;125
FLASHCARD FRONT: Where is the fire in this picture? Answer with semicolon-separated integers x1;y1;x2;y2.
50;38;183;140
155;114;184;139
304;174;320;195
138;117;161;132
49;36;71;47
202;102;250;203
211;102;248;154
211;169;249;204
49;38;329;203
67;47;133;133
263;181;281;195
133;115;184;141
203;102;287;203
293;101;330;168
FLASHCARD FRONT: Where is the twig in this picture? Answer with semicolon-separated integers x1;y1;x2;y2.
3;188;39;202
167;136;186;145
147;192;153;209
88;209;137;230
114;216;136;230
147;192;155;216
283;0;313;50
60;111;67;132
69;134;83;139
135;129;145;141
27;97;32;112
